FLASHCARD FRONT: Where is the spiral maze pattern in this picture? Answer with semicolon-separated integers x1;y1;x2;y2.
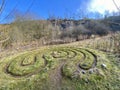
3;47;100;79
5;52;47;77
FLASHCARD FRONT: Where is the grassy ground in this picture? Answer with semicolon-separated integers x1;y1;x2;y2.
0;42;119;90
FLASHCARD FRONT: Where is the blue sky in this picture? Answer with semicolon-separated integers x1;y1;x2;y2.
0;0;91;23
31;0;90;18
0;0;119;23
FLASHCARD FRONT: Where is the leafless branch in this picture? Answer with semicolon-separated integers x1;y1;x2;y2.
112;0;120;12
0;0;5;13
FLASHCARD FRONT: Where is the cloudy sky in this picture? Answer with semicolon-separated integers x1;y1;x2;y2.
0;0;120;23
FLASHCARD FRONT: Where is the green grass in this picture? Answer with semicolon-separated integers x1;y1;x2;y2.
0;45;119;90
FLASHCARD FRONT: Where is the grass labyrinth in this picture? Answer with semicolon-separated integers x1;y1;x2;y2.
4;47;97;77
0;46;119;90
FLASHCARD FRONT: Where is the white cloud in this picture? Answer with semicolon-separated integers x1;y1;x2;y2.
88;0;120;14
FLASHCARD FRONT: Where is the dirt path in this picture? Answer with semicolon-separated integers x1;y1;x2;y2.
49;62;65;90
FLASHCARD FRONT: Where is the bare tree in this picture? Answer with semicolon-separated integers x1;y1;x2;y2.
0;0;5;13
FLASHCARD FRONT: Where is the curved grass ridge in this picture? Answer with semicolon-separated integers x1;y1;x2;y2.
5;52;47;77
3;47;99;78
61;48;98;78
77;49;97;70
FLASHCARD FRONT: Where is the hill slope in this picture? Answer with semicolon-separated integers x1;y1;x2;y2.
0;42;119;90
